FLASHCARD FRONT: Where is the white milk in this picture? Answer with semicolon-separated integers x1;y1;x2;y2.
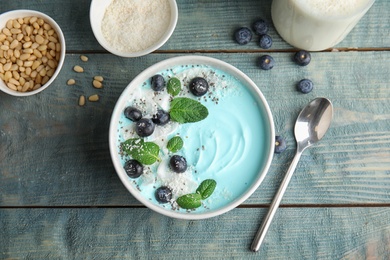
271;0;375;51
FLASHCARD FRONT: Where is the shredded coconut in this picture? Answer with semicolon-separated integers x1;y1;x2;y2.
101;0;171;52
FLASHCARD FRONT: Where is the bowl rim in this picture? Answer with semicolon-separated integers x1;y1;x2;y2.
109;55;275;220
0;9;66;97
89;0;178;58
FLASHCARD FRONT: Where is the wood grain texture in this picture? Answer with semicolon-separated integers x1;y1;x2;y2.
0;0;389;259
0;0;389;51
1;207;390;259
1;52;389;206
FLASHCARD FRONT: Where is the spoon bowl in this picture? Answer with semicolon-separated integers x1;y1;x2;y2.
251;97;333;252
295;98;333;151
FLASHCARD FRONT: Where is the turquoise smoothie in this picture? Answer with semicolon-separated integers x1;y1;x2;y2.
116;63;271;214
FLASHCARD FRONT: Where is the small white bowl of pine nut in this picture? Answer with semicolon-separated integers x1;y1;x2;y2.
0;10;65;96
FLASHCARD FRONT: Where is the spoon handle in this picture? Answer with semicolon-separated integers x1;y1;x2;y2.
250;150;302;252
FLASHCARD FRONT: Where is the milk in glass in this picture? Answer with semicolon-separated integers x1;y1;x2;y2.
271;0;375;51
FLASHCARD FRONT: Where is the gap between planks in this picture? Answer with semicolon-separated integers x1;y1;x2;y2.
2;203;390;209
65;47;390;55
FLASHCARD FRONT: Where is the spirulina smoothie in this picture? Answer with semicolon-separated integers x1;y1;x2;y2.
115;63;270;213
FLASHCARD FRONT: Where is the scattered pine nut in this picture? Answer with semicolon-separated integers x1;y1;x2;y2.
88;94;99;102
67;79;76;85
79;95;85;106
73;65;84;73
94;75;104;82
80;55;88;62
92;79;103;89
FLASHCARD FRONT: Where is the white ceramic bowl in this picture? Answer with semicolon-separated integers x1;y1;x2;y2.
109;55;275;220
90;0;178;58
0;10;66;97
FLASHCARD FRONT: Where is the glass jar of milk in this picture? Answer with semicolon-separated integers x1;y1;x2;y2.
271;0;375;51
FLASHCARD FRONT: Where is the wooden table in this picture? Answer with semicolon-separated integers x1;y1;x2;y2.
1;0;389;259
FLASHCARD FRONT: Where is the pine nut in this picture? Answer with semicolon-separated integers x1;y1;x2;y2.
47;59;56;69
10;28;22;35
93;80;103;89
14;49;21;58
10;39;19;49
6;20;13;29
24;61;33;67
7;82;17;90
67;79;76;85
29;17;38;24
79;95;86;106
3;62;11;71
73;65;84;73
9;78;20;86
20;53;30;60
13;20;21;29
12;71;20;80
2;28;11;36
4;71;12;81
22;82;30;92
94;75;104;82
42;76;49;85
88;94;99;102
46;69;54;77
80;55;88;62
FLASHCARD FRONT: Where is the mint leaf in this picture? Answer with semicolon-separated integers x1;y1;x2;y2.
167;136;184;153
121;138;160;165
196;179;217;199
167;77;181;96
176;193;202;209
169;97;208;123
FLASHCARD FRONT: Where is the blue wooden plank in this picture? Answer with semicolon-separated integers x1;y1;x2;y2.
0;52;389;206
0;0;388;51
1;207;390;259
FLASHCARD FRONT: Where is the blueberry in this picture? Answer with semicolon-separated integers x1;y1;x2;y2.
275;136;287;154
135;118;155;137
234;27;252;45
124;106;142;121
258;55;275;70
169;155;187;173
252;19;269;35
293;50;311;66
152;109;170;125
189;77;209;96
297;79;314;94
151;74;165;91
259;34;273;49
124;159;143;178
155;186;172;203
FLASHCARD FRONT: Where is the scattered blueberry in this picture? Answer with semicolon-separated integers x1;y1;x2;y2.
275;136;287;154
293;50;311;66
189;77;209;96
258;55;275;70
152;109;170;125
169;155;187;173
124;159;143;178
234;27;252;45
297;79;314;94
135;118;155;137
252;19;269;35
259;34;273;49
124;106;142;121
151;74;165;91
155;186;172;203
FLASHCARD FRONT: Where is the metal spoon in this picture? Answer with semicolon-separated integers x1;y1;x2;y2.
251;97;333;252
